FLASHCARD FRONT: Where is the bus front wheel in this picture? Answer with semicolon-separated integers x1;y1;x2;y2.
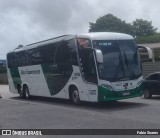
70;88;80;105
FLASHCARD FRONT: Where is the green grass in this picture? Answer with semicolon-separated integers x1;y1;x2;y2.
137;33;160;44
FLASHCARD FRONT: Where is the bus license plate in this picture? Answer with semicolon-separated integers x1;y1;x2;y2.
123;92;130;96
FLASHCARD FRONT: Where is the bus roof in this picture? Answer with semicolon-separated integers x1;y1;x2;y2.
9;34;74;53
7;32;134;54
77;32;134;40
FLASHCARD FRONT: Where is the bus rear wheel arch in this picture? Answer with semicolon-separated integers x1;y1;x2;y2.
69;85;80;105
17;84;25;99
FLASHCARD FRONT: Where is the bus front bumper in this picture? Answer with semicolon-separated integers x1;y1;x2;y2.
98;84;144;102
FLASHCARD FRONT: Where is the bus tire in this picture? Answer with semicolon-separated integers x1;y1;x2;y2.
70;87;80;105
23;85;31;99
144;88;152;99
17;85;25;99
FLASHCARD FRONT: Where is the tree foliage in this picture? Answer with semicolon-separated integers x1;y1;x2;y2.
0;65;6;73
89;14;132;35
136;33;160;44
132;19;157;37
89;14;157;37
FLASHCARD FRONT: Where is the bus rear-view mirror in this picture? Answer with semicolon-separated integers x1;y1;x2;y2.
95;49;103;63
138;46;153;60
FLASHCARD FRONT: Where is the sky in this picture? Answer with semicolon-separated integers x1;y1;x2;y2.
0;0;160;59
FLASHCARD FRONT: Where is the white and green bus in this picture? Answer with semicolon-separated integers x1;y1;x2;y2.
7;32;152;104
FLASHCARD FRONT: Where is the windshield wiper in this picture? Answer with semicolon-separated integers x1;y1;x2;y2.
123;52;136;78
112;54;123;81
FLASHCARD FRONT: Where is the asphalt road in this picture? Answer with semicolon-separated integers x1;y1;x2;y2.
0;85;160;137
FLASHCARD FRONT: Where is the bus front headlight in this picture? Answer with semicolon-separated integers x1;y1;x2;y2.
101;84;114;91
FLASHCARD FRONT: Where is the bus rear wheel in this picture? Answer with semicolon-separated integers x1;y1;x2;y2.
17;86;25;99
70;88;80;105
23;85;31;99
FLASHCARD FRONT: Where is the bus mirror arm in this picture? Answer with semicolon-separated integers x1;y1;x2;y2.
138;45;153;60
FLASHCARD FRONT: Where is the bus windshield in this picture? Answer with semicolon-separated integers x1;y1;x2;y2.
93;40;142;82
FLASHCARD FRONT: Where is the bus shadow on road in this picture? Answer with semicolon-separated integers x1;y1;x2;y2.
10;96;148;111
80;100;148;112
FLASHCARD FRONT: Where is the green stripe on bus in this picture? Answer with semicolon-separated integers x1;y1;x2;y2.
98;83;144;102
10;68;22;89
41;64;55;95
41;63;73;96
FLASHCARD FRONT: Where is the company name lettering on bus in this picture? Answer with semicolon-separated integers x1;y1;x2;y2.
99;42;112;46
21;70;40;75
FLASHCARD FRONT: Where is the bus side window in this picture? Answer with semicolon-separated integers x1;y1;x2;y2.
55;41;70;62
28;48;42;65
15;51;28;67
7;53;16;68
39;43;58;64
67;39;78;66
54;41;72;76
7;53;12;68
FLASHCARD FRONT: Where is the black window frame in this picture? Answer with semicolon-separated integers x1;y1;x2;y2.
77;38;98;84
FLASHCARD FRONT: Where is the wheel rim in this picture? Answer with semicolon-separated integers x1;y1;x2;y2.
73;90;79;103
25;87;29;98
18;87;22;97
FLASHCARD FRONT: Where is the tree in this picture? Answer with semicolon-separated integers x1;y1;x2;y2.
89;14;133;35
132;19;157;37
0;65;6;73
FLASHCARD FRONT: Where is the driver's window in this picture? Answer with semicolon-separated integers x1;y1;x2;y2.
77;38;98;84
77;38;92;48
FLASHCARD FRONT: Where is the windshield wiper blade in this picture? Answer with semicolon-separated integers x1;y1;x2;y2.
112;54;123;81
123;52;136;78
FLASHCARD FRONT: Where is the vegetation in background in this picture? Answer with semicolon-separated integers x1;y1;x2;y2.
0;65;6;74
0;65;7;84
89;14;133;35
89;14;159;44
136;33;160;44
154;48;160;61
132;19;157;37
0;73;8;84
